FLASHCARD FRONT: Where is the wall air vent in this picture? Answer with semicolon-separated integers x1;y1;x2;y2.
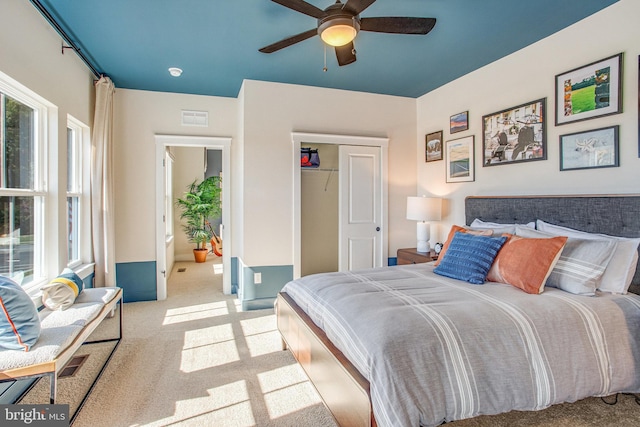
181;110;208;127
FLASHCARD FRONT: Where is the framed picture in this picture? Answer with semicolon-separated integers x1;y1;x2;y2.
555;53;623;126
560;125;619;171
445;135;474;183
482;98;546;167
425;131;443;162
450;111;469;133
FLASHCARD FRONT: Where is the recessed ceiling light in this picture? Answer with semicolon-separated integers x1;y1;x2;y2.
168;67;183;77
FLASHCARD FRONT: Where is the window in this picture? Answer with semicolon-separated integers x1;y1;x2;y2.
0;78;47;287
66;117;88;268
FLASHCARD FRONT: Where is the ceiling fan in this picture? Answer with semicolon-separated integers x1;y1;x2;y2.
259;0;436;66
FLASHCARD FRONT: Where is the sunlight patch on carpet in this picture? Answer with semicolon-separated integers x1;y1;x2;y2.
257;364;309;394
180;325;240;372
240;315;276;335
245;330;282;357
184;323;234;349
163;301;229;324
263;382;323;419
240;315;281;357
153;381;255;426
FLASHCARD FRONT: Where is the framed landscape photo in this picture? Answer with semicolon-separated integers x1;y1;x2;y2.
425;131;443;162
445;135;474;183
482;98;546;167
560;125;619;171
555;53;623;126
450;111;469;133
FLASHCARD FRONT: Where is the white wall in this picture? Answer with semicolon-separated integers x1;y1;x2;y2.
417;0;640;243
239;80;417;266
0;1;94;277
112;89;237;263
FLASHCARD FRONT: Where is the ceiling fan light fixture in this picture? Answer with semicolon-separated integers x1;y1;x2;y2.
319;17;359;47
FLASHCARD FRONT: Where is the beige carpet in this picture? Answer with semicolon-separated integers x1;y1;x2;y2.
21;259;640;426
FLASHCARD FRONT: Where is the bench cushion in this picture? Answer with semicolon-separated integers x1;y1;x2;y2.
0;287;120;372
0;277;41;352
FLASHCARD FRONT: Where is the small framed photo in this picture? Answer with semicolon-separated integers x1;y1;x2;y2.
450;111;469;134
425;131;443;162
560;125;619;171
482;98;546;166
445;135;474;183
555;53;623;126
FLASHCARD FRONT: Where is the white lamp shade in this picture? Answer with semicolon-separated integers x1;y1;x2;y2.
407;196;442;253
406;197;442;221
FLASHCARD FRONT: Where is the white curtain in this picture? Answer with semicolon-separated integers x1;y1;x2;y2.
91;76;116;287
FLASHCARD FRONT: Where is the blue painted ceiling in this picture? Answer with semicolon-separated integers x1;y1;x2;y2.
35;0;618;98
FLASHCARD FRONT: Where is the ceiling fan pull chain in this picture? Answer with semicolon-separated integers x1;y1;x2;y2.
323;45;328;72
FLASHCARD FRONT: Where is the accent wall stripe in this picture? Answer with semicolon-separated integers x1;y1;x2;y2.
115;261;157;302
231;257;238;294
239;263;293;311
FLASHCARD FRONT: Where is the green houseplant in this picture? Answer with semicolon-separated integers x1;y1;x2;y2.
176;176;222;262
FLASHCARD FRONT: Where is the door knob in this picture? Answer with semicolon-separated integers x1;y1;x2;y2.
376;227;380;232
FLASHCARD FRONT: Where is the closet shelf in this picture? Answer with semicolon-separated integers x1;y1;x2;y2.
301;168;339;172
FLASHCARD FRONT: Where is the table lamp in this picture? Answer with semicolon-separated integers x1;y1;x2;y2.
406;196;442;253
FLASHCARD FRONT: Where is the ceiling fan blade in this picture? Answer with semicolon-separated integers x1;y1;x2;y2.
335;42;356;66
259;28;318;53
342;0;376;15
271;0;326;19
360;17;436;34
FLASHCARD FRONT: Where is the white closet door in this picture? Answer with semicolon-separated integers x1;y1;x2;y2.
338;145;382;271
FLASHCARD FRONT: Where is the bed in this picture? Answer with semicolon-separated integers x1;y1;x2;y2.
276;195;640;427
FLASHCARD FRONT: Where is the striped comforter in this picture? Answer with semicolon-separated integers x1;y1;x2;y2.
281;263;640;427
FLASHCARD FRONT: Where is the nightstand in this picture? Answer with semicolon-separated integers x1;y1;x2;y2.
397;248;438;265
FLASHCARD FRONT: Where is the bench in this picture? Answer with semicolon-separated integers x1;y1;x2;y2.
0;287;123;423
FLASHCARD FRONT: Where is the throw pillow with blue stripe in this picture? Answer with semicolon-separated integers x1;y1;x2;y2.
41;268;84;311
434;232;507;284
0;275;41;351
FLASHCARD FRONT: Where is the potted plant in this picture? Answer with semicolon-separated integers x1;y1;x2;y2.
175;176;222;262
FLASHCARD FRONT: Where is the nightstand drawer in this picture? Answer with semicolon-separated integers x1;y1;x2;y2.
397;248;437;265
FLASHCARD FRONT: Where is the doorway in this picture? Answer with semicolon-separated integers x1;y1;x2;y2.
155;135;232;300
292;132;388;279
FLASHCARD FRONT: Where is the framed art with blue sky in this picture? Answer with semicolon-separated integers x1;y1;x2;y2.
450;111;468;133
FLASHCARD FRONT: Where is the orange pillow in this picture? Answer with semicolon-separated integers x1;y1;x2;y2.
434;225;493;266
486;234;568;294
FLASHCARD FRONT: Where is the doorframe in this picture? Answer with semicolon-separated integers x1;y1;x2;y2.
155;134;232;299
292;132;388;279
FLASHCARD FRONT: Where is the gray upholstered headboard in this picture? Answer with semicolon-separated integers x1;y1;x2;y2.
465;195;640;294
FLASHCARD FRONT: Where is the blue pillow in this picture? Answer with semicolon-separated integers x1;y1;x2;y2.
0;275;41;351
434;232;507;284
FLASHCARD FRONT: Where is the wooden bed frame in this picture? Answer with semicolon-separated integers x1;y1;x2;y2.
277;194;640;426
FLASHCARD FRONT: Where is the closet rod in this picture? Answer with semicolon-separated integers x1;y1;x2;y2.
30;0;102;79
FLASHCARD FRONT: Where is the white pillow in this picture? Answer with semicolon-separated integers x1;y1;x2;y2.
471;218;535;233
516;226;616;295
536;220;640;294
